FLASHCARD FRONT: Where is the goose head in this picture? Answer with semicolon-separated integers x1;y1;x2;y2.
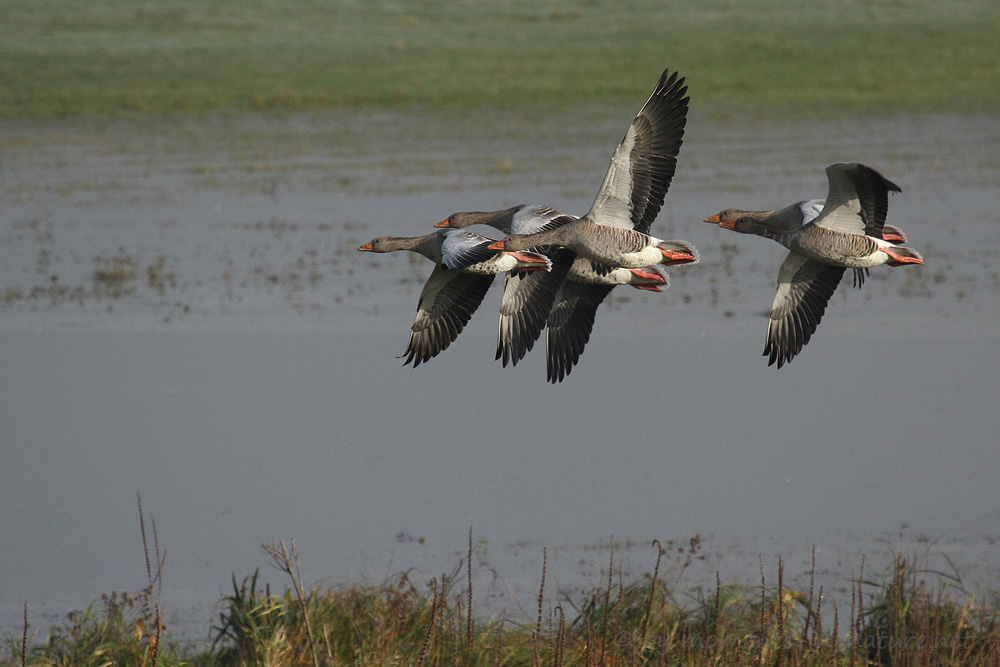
704;209;748;224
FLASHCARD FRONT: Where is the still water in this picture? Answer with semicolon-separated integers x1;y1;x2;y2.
1;111;998;641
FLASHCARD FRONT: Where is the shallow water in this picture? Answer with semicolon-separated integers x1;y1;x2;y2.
1;111;999;642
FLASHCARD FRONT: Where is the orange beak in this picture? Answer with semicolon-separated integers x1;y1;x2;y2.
881;248;925;266
629;268;666;283
433;220;451;228
631;284;663;292
703;213;722;223
658;249;697;265
357;242;373;251
719;221;736;231
487;241;505;251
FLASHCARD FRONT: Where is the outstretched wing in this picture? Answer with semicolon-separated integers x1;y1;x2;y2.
815;163;902;288
584;69;689;234
545;282;615;383
495;249;575;366
403;265;494;367
511;205;578;235
814;162;901;236
851;163;902;239
764;253;845;369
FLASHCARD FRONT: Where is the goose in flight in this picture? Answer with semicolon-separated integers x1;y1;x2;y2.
357;229;550;366
434;68;696;379
438;205;674;381
704;162;923;368
485;69;697;270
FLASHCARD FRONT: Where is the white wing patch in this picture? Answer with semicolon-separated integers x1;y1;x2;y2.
799;199;825;225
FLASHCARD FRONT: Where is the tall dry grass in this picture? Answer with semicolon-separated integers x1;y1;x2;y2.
5;528;999;666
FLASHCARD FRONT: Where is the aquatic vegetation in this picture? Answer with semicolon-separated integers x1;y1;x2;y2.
92;253;136;299
6;532;999;667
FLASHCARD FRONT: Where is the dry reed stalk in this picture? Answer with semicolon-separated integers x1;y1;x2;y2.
714;570;722;661
547;605;554;666
600;545;614;667
555;605;566;667
777;556;784;667
466;527;473;667
136;494;164;667
612;569;624;667
857;556;866;647
452;607;460;667
803;545;816;645
533;547;546;667
814;585;824;650
758;558;766;667
830;602;839;667
699;572;710;666
585;616;595;667
849;570;857;667
416;577;439;667
921;585;934;666
436;574;448;665
640;540;664;651
262;539;320;667
492;620;505;667
21;601;27;667
322;623;333;666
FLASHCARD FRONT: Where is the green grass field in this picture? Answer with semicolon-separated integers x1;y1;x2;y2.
2;0;998;118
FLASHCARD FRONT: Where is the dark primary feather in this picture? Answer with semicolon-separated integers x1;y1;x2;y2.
531;211;580;234
403;269;494;367
545;282;615;383
496;249;575;366
587;259;619;278
764;259;845;369
626;70;689;235
849;163;901;239
847;163;901;290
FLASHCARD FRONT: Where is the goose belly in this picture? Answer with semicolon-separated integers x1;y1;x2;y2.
577;244;663;269
790;236;888;269
462;256;515;274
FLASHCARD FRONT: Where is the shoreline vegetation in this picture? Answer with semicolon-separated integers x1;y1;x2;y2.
4;508;999;666
3;0;999;119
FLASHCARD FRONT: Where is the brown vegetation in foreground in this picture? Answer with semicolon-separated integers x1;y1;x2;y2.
5;507;999;666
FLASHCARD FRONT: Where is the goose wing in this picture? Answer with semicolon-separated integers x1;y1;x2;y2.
494;211;578;365
764;253;845;369
813;162;900;236
584;69;689;234
850;164;900;288
545;281;615;383
798;199;824;225
852;163;901;239
814;163;901;287
511;206;578;235
439;230;499;272
496;249;576;366
403;265;494;367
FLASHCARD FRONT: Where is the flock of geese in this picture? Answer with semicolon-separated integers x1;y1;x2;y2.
358;69;924;381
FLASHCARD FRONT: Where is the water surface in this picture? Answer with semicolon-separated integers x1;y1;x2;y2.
1;111;998;641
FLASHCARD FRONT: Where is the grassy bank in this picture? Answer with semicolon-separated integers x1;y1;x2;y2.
5;539;998;666
2;0;998;118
